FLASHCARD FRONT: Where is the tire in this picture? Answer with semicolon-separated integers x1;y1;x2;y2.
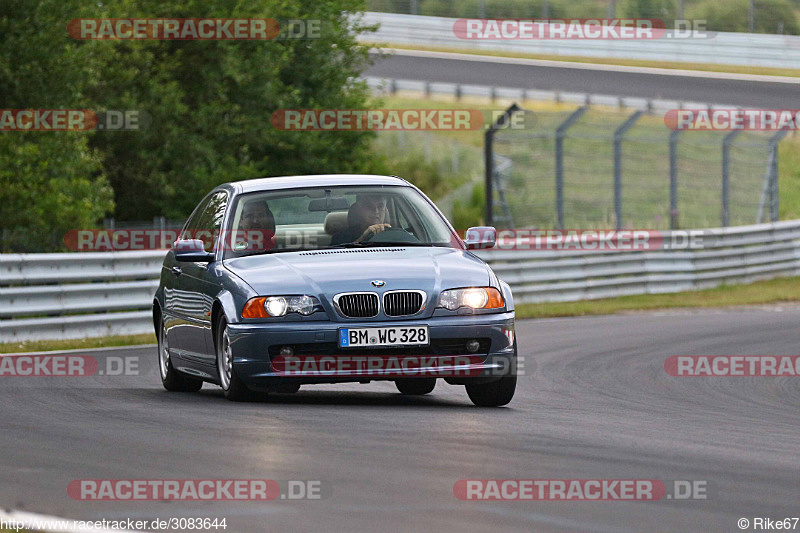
465;375;516;407
395;377;436;395
215;318;261;402
158;316;203;392
465;343;517;407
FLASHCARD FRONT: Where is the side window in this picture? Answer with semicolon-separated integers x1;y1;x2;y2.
195;191;228;252
181;195;212;239
182;191;228;253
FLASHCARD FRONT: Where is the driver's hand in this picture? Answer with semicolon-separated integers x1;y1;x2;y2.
357;223;391;242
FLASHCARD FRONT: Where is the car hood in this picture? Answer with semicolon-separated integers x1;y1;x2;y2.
224;246;491;303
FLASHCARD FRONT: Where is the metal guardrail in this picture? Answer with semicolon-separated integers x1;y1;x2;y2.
480;220;800;303
0;251;165;342
364;76;723;114
1;221;799;341
362;12;800;69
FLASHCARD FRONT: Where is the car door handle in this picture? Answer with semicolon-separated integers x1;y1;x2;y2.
171;266;182;276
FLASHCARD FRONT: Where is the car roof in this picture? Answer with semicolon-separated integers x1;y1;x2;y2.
229;174;410;194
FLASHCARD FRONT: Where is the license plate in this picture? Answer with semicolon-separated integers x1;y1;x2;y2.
339;326;429;348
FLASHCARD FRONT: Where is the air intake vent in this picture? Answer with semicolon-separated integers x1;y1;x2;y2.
335;292;379;318
384;291;425;317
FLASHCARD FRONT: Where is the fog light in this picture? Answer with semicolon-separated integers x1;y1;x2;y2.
465;339;480;353
279;346;294;356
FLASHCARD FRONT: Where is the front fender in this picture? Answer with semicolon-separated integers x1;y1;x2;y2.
500;280;515;312
152;285;165;333
214;290;240;326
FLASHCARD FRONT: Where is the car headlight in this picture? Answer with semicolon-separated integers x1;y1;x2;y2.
242;295;322;318
437;287;504;311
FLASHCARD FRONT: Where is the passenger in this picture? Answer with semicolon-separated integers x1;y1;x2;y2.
237;199;276;251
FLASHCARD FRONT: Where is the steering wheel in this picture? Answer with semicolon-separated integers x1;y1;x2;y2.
362;227;421;244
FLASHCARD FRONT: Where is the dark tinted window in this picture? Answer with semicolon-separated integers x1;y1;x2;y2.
182;191;228;252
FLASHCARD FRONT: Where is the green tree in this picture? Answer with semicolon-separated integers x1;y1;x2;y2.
85;0;378;220
0;0;114;252
687;0;800;34
620;0;676;27
452;183;485;230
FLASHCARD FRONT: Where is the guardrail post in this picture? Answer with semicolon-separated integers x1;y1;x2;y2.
555;106;587;230
669;130;681;229
484;103;522;227
613;110;643;230
721;130;741;227
768;130;788;222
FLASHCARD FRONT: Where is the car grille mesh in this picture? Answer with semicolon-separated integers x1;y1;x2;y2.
383;291;424;317
337;293;379;318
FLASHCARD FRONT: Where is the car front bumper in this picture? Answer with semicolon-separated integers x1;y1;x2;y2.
226;311;516;389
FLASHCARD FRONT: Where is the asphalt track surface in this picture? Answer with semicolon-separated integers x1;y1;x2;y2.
2;306;799;532
366;51;800;108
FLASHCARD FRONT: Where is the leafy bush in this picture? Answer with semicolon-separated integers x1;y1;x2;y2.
686;0;799;34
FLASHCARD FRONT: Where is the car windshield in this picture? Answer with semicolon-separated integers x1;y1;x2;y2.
222;185;460;258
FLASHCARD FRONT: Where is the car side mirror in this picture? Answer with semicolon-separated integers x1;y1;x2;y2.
174;239;214;262
464;226;496;250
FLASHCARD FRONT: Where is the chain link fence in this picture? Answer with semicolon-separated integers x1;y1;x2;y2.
487;105;787;230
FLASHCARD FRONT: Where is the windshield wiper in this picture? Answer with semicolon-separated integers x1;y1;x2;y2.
326;242;367;248
359;241;431;247
231;249;285;258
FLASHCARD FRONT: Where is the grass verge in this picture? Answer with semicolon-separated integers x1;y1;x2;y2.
370;43;800;78
516;276;800;319
0;333;155;354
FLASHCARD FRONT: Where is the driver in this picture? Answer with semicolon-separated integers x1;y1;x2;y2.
236;199;276;251
331;194;390;245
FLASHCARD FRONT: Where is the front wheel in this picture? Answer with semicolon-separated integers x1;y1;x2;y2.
465;375;516;407
158;317;202;392
216;318;261;402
